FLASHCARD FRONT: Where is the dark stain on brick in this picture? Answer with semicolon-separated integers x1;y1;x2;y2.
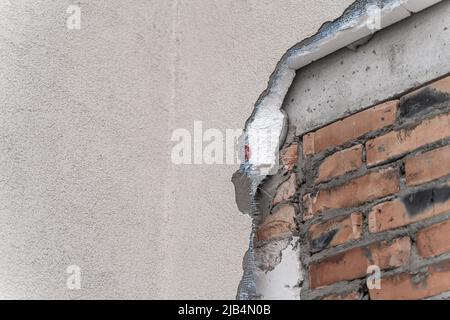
311;228;338;251
402;185;450;217
362;246;373;261
399;88;449;119
435;185;450;204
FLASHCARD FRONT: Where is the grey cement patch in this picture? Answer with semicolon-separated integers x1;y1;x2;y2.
284;0;450;136
232;171;254;215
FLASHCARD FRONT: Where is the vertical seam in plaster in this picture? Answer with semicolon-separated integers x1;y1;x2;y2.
159;0;180;299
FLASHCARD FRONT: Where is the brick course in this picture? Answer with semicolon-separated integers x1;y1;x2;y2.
309;212;362;251
316;145;363;183
366;113;450;166
417;219;450;258
405;144;450;186
290;76;450;299
368;181;450;233
369;259;450;300
305;168;399;216
309;237;410;288
303;101;398;156
257;203;296;242
281;143;298;171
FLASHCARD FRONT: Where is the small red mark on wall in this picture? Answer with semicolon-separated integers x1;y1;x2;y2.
244;144;250;162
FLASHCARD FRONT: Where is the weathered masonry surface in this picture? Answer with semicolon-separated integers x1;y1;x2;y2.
296;76;450;299
259;73;450;299
284;0;450;137
250;1;450;300
269;75;450;300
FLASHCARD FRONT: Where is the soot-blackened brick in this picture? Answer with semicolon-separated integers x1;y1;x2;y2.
311;229;338;251
402;185;450;217
399;87;449;119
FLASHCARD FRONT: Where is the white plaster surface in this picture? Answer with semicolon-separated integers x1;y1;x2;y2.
255;237;302;300
0;0;352;299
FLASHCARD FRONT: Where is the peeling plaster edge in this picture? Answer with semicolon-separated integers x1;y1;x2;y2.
254;237;302;300
234;0;443;300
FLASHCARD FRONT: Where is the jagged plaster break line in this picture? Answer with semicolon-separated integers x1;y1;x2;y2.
234;0;442;300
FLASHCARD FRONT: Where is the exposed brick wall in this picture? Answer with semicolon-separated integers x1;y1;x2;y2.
254;143;299;243
267;75;450;300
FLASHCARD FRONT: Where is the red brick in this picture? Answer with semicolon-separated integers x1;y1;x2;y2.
281;143;298;171
303;134;315;157
309;213;362;251
316;145;363;183
303;101;398;156
256;204;296;241
321;290;362;300
273;174;297;205
405;144;450;186
309;237;411;288
417;219;450;258
368;181;450;233
366;113;450;166
306;168;399;216
429;76;450;93
370;259;450;300
399;77;450;118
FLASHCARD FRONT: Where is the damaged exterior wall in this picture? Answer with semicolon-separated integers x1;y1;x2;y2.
297;75;450;300
0;0;355;299
234;0;448;300
284;0;450;137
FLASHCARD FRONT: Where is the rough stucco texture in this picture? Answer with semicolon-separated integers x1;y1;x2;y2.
0;0;353;299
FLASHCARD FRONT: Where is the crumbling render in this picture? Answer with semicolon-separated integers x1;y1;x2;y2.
232;0;443;300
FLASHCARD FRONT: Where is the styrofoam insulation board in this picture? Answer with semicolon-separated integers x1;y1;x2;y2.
402;0;442;12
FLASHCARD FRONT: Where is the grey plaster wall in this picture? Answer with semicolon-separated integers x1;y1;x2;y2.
0;0;353;299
